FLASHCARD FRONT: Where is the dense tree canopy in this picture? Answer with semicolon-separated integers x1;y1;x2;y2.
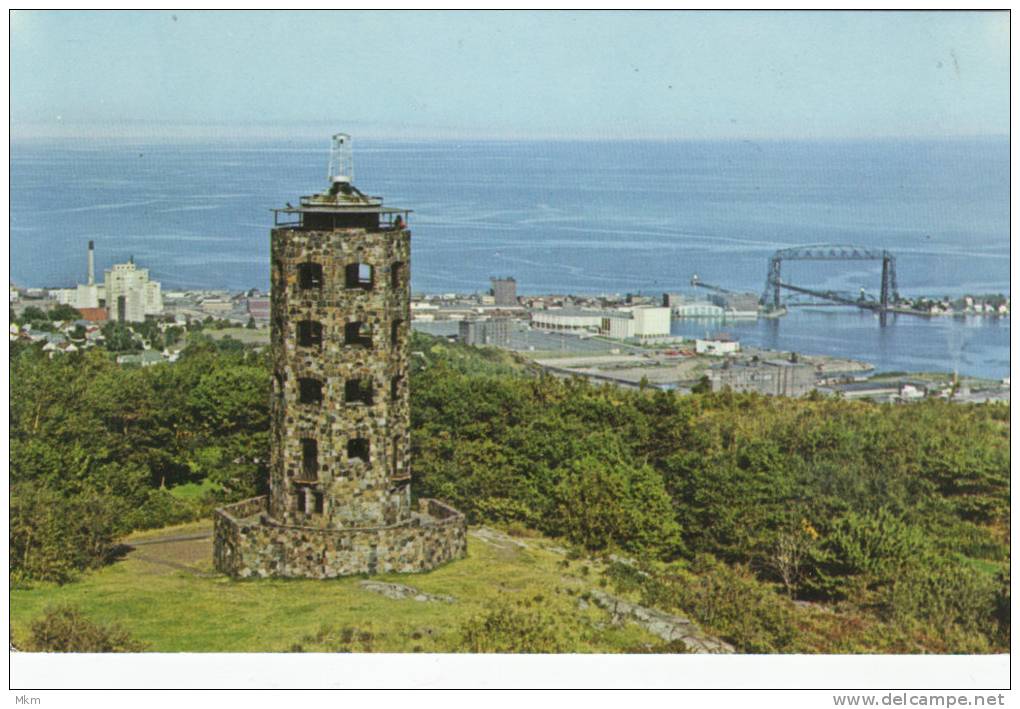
9;342;269;585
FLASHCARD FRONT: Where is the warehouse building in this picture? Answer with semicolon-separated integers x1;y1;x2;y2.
459;318;512;347
531;305;670;340
709;358;816;397
707;292;761;317
673;301;725;318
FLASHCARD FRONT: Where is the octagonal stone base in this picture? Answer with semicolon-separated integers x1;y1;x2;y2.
213;496;466;579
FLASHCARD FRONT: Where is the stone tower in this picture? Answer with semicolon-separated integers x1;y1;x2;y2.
214;134;466;579
268;132;413;529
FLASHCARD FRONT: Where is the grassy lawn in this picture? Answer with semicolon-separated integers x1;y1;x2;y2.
11;522;656;653
167;479;222;502
202;327;270;345
868;371;998;387
517;350;591;360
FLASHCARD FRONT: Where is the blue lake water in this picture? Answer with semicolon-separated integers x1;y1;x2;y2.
9;137;1010;379
671;309;1008;380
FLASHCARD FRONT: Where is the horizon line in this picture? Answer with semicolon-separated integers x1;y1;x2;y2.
8;121;1009;144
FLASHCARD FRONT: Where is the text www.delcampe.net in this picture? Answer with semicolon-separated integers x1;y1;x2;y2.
833;694;1007;707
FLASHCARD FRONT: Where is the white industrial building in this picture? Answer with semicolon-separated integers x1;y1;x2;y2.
52;241;100;308
695;335;740;355
105;260;163;322
52;242;163;323
673;301;725;318
531;306;671;340
531;309;601;331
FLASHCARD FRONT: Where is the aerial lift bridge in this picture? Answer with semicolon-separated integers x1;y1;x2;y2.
761;244;899;313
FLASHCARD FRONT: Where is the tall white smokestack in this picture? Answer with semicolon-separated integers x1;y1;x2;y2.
87;240;95;286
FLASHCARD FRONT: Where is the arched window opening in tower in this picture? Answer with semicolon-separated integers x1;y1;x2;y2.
390;375;401;402
300;438;319;480
390;262;405;289
347;437;370;464
297;320;323;348
298;262;323;290
312;491;324;515
344;378;374;406
391;319;403;347
295;488;306;512
344;321;372;347
345;263;374;291
392;435;405;479
298;377;323;405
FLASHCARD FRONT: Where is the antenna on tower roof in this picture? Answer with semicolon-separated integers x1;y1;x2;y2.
327;133;353;186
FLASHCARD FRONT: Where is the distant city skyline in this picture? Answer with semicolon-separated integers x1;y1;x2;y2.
10;10;1009;141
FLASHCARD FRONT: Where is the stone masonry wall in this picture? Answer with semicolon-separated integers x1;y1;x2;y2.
269;226;412;529
214;496;467;579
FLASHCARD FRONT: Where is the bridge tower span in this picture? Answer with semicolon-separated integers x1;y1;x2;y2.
762;244;899;311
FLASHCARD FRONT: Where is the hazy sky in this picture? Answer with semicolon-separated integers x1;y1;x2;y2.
10;10;1010;140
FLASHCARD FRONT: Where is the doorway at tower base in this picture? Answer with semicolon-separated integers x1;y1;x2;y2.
213;497;467;579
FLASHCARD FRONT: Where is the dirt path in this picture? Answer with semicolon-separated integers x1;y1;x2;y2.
125;532;213;546
116;530;215;577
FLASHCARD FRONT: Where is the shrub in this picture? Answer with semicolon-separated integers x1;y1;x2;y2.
690;375;711;394
672;556;799;653
807;508;928;601
121;488;204;531
25;606;145;652
608;556;799;653
625;639;692;654
10;484;123;585
994;568;1010;647
458;597;576;653
289;625;377;653
882;559;1002;651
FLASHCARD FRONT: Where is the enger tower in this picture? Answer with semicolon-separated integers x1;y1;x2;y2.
213;134;466;578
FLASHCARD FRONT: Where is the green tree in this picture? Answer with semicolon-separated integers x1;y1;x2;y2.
164;325;184;347
48;304;82;322
554;432;683;557
691;374;712;394
19;305;47;322
101;323;142;352
186;365;270;496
